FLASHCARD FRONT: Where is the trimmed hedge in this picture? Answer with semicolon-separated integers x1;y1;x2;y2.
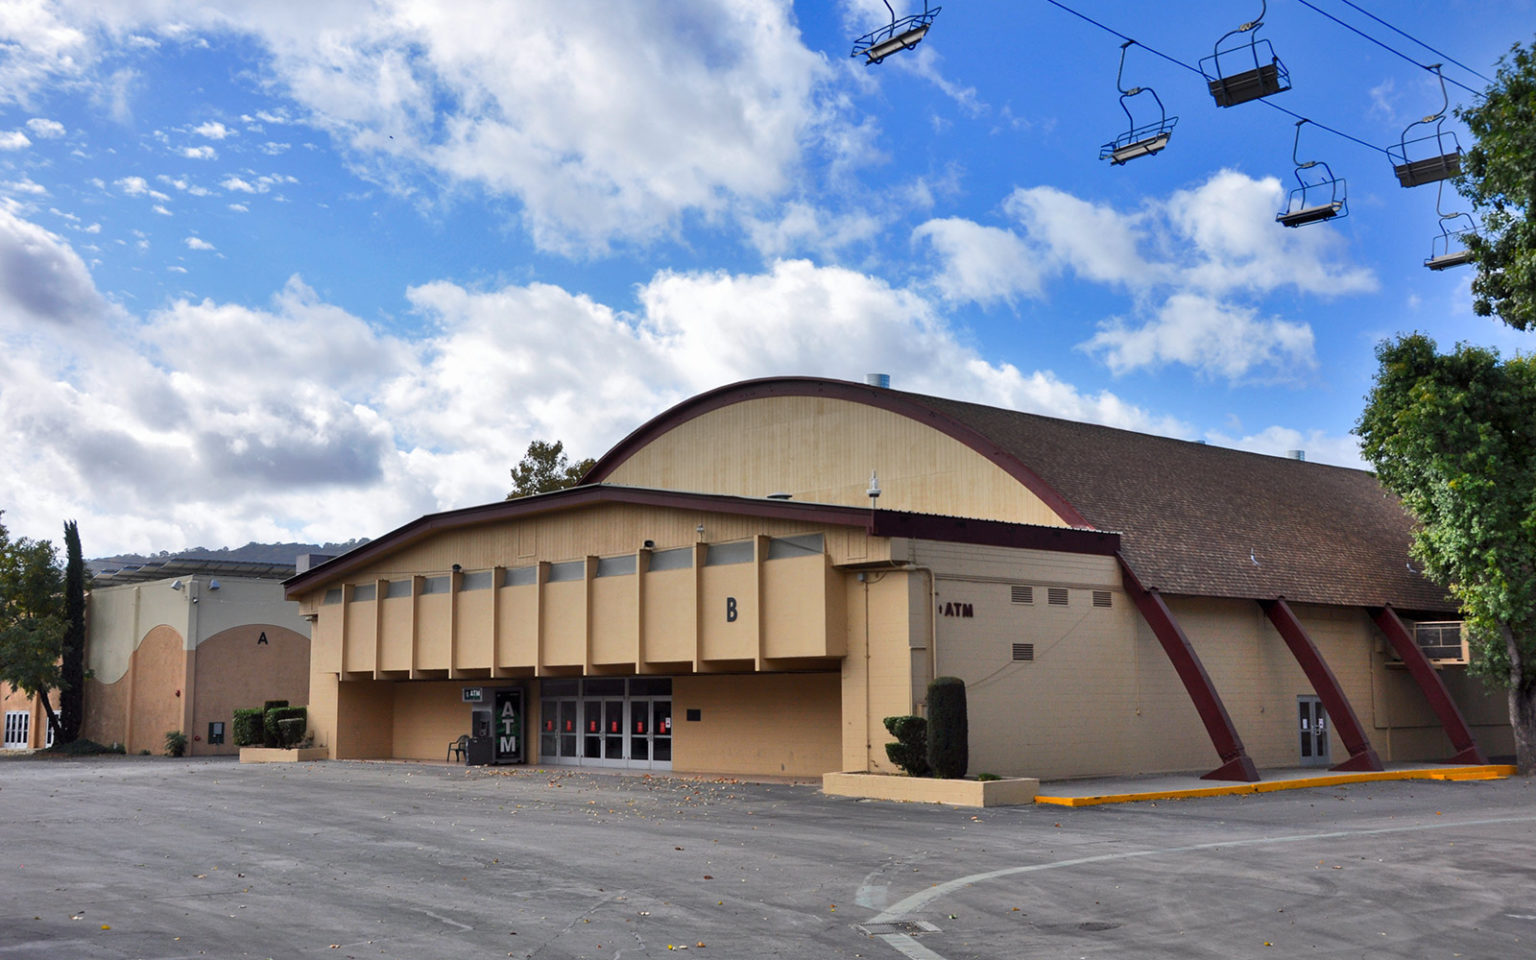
275;717;306;748
266;706;307;748
232;709;264;747
883;715;930;777
926;676;968;779
261;700;290;747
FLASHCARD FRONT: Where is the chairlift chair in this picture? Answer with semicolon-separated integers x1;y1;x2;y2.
1200;1;1292;107
1100;41;1179;165
1389;65;1463;187
1425;181;1476;270
851;0;940;65
1277;120;1346;227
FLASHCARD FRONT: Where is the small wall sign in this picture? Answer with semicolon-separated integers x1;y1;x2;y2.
462;687;484;703
940;602;975;618
726;596;739;622
257;631;269;645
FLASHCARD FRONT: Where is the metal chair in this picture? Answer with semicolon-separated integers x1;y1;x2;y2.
851;0;940;65
1277;121;1347;228
447;734;468;763
1390;65;1462;188
1100;41;1178;165
1200;1;1291;107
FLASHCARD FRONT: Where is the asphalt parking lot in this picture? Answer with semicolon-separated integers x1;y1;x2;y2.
1;757;1532;960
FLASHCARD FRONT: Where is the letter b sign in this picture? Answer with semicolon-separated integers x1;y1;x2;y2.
726;596;738;623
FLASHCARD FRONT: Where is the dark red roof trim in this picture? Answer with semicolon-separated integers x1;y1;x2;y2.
283;484;1116;599
582;377;1094;528
872;512;1118;555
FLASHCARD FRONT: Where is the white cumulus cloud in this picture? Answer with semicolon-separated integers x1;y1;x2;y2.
26;117;66;138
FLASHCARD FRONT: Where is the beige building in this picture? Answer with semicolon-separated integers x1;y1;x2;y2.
284;377;1510;780
79;559;311;756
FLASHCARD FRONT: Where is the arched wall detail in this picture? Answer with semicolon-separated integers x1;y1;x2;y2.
591;385;1085;528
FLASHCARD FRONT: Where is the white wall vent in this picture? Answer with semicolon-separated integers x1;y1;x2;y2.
1010;584;1034;605
1047;587;1069;606
1092;590;1112;608
1012;643;1035;662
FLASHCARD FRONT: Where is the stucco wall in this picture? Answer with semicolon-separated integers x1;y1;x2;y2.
393;681;477;761
127;625;187;755
673;672;841;777
600;395;1070;527
190;624;311;756
334;679;394;759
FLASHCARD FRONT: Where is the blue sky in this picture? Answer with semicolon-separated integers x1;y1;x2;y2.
0;0;1531;557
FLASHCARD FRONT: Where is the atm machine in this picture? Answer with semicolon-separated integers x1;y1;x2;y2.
466;707;494;765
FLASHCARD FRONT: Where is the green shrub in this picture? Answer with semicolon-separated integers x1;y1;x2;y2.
926;676;968;779
265;706;307;748
261;700;290;747
164;730;188;757
976;772;1001;782
882;715;930;777
232;708;263;747
276;717;305;748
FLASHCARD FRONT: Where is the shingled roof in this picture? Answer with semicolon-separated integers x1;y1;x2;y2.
914;391;1452;611
589;377;1453;612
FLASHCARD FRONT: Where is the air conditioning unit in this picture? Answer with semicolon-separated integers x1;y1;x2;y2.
1412;621;1469;664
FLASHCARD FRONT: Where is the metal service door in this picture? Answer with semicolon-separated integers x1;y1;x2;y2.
1298;695;1330;767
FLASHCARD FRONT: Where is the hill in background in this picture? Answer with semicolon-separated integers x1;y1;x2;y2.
90;539;370;574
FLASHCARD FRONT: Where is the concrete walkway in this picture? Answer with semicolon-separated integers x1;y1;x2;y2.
1034;761;1517;806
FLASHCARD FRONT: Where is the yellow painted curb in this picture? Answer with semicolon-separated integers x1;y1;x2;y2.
1034;765;1514;808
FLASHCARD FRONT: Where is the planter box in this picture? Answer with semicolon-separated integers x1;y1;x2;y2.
239;747;327;763
823;771;1039;807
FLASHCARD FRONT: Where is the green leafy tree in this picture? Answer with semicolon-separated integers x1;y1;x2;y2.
1356;334;1536;773
506;440;595;499
59;520;86;744
0;512;66;743
1457;39;1536;330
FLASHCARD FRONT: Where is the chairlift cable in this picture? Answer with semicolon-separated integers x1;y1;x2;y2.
1289;0;1483;97
1333;0;1493;85
1257;99;1389;156
1042;0;1388;156
1041;0;1204;79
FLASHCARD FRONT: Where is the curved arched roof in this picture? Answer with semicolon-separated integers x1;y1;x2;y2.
588;377;1451;611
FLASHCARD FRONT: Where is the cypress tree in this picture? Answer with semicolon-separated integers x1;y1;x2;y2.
926;676;969;779
59;520;86;744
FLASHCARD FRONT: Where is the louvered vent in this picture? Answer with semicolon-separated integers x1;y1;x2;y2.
1047;587;1069;606
1092;590;1112;608
1010;584;1034;605
1012;643;1035;662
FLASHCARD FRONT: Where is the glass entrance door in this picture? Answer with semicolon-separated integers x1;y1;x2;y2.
1298;695;1330;767
538;678;672;770
625;698;672;769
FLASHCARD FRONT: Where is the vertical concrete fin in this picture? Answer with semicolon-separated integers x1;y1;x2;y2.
1371;606;1489;764
1117;553;1260;782
1261;598;1384;772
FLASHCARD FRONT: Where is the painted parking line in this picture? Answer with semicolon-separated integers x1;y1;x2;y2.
861;813;1536;960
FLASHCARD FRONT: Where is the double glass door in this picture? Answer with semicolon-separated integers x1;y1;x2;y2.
539;678;672;770
1298;695;1330;767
